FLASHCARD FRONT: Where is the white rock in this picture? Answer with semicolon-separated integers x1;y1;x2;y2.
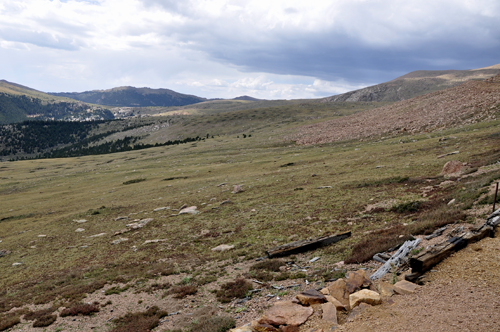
179;206;199;215
38;234;47;238
153;207;170;212
73;219;87;223
88;233;106;238
12;262;23;266
75;228;85;232
211;244;235;252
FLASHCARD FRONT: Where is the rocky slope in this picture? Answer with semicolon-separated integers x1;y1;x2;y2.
293;74;500;145
323;64;500;103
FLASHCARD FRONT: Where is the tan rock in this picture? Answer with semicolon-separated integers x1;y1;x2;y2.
325;295;348;311
347;303;371;322
296;289;327;306
345;269;372;294
251;321;279;332
321;302;337;324
377;281;395;297
211;244;235;252
440;160;465;176
328;279;350;308
320;287;330;295
258;301;313;326
349;289;382;309
393;280;420;295
229;326;255;332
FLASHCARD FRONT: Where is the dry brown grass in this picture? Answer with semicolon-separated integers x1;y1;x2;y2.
216;278;253;303
60;303;100;317
110;306;168;332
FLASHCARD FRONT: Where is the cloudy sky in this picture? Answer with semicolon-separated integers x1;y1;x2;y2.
0;0;499;99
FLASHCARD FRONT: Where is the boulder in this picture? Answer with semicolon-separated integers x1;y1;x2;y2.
319;287;330;295
325;295;348;311
349;289;382;309
232;185;244;194
327;279;350;308
321;302;337;324
296;289;327;306
345;270;372;294
179;206;199;215
258;301;313;326
440;160;465;176
393;280;419;295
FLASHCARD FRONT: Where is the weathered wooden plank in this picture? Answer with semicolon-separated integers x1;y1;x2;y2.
370;238;421;280
410;226;493;273
265;231;351;258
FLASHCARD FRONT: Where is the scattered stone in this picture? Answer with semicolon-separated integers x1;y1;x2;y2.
12;262;23;266
321;302;337;324
316;186;332;189
73;219;87;223
179;204;188;210
0;249;12;257
393;280;420;295
75;228;85;232
447;198;456;205
328;279;350;308
258;301;314;326
126;218;154;229
320;288;330;295
345;270;372;294
211;244;235;252
143;239;168;244
325;295;348;311
111;238;129;245
346;303;371;322
349;289;382;309
38;234;47;238
88;233;106;238
232;185;244;194
153;207;170;212
220;200;231;205
437;151;460;159
114;216;128;221
296;289;327;306
217;183;227;187
178;206;199;215
309;257;320;263
377;282;395;297
440;160;464;176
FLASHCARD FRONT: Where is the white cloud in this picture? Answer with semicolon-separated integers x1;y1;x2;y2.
0;0;499;99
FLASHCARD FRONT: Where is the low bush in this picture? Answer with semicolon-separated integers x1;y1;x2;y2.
250;259;285;272
60;303;100;317
105;285;130;295
123;178;146;185
190;315;236;332
32;314;57;327
111;306;168;332
24;307;57;321
345;225;412;264
170;285;198;299
391;201;422;213
0;315;20;331
216;278;253;303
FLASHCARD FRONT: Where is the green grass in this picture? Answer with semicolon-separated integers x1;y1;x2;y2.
1;101;500;313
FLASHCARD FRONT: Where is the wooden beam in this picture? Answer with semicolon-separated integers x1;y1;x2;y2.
265;231;351;258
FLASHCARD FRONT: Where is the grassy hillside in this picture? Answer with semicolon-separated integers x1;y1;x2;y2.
1;78;500;330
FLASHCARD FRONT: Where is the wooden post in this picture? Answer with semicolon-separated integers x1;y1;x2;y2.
493;182;499;213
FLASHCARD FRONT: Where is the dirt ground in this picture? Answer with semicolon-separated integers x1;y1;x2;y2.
337;233;500;332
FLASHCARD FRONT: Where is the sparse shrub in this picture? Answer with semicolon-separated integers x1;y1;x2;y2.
145;282;171;293
60;303;99;317
170;285;198;299
391;201;422;213
33;314;57;327
196;275;217;285
292;272;307;279
24;307;57;321
105;285;130;295
245;270;273;282
250;259;285;272
123;178;146;185
111;306;167;332
216;278;253;303
190;315;236;332
345;225;412;264
0;315;20;331
408;205;466;235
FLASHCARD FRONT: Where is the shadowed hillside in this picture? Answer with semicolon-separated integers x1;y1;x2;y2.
49;86;207;107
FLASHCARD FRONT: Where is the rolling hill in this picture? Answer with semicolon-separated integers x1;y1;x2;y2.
49;86;207;107
323;64;500;103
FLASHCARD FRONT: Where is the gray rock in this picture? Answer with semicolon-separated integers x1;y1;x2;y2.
178;206;199;215
211;244;235;252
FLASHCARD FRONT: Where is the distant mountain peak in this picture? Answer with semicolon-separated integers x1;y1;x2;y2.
232;95;261;101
